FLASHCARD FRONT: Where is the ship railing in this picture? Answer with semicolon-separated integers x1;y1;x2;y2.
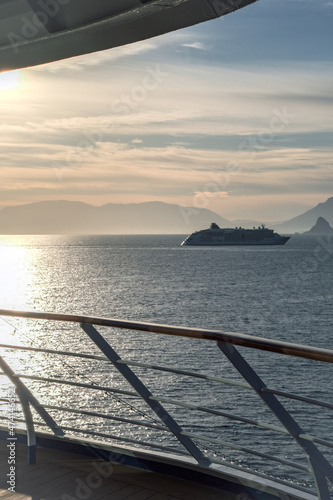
0;309;332;499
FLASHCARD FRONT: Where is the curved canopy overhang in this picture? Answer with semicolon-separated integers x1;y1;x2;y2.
0;0;258;71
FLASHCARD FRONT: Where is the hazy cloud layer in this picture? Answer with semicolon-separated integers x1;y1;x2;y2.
0;0;332;221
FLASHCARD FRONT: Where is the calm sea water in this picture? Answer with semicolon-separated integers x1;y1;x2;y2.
0;234;332;344
0;234;332;488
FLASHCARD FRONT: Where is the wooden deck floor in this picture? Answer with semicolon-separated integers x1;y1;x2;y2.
0;440;232;500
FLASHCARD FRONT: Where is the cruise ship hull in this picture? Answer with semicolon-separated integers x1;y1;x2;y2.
182;236;290;246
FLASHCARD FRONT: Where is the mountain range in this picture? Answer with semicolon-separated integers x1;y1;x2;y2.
274;197;333;233
0;201;229;235
0;197;332;235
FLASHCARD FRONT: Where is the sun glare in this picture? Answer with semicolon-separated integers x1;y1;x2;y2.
0;245;33;308
0;70;20;91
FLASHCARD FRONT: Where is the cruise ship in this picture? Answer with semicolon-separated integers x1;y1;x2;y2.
182;223;290;246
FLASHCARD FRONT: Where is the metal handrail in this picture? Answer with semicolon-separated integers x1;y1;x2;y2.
0;372;138;397
0;309;332;499
1;340;332;411
2;342;333;410
2;367;332;451
0;308;333;363
0;370;288;435
0;343;107;361
0;342;251;388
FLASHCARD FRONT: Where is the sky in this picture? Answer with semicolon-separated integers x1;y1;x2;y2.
0;0;332;222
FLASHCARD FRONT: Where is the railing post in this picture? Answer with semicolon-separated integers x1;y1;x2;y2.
81;323;209;466
0;355;64;463
17;392;36;464
217;341;333;499
309;459;331;500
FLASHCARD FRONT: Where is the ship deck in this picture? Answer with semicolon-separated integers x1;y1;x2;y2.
0;440;232;500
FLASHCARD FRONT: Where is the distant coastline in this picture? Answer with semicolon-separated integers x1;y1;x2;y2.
0;197;332;235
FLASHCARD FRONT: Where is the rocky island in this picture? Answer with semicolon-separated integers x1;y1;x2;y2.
303;217;333;235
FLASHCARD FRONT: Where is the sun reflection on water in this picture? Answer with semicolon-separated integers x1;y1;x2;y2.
0;244;36;310
0;238;41;393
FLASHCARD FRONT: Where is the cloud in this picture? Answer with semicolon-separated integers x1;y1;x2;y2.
30;40;160;73
1;137;330;192
0;0;332;221
182;42;208;50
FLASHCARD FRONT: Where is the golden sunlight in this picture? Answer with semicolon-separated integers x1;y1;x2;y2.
0;245;32;308
0;70;20;91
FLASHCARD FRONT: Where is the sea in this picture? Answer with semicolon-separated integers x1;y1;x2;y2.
0;233;332;491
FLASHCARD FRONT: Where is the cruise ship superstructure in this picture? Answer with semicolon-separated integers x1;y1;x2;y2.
182;223;290;246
